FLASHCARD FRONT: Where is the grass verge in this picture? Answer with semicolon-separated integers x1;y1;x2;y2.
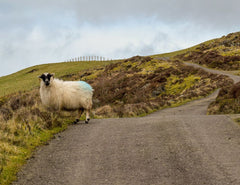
0;123;68;185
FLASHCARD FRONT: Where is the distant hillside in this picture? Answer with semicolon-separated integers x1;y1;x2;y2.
152;31;240;116
174;32;240;70
0;60;118;98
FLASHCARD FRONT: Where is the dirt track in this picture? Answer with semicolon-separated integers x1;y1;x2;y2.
14;65;240;185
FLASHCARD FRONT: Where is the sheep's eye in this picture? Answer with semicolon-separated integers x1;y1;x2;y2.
47;74;52;80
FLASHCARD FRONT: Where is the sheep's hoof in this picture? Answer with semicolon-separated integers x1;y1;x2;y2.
73;119;79;124
85;120;89;124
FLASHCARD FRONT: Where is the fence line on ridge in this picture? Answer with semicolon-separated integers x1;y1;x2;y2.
64;56;113;62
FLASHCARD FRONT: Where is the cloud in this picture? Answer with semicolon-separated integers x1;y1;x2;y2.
0;0;239;76
63;0;240;31
2;0;240;28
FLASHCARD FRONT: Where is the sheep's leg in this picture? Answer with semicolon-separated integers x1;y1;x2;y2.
73;108;84;124
85;109;90;124
73;119;79;124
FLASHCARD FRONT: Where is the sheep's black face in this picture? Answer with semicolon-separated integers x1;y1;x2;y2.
39;73;53;87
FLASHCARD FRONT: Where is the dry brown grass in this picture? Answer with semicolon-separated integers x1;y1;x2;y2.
208;81;240;114
0;89;77;184
60;56;232;118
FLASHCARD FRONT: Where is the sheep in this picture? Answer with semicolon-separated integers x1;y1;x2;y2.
38;73;93;124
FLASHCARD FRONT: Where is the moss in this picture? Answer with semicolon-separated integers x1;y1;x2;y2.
137;60;172;75
165;75;201;95
109;58;172;75
84;69;104;80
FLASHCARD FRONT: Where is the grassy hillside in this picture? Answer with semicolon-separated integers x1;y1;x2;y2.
151;38;217;59
173;32;240;71
0;60;118;98
152;31;240;115
0;31;239;184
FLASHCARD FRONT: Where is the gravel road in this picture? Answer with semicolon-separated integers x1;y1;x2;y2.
14;65;240;185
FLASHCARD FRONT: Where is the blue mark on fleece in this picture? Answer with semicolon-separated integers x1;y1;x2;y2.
78;81;93;91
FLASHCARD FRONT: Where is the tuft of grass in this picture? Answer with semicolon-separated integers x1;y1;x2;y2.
207;81;240;114
234;118;240;125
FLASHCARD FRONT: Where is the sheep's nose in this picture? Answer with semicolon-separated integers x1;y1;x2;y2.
45;81;50;86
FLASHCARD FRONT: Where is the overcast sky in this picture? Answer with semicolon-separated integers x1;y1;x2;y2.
0;0;239;77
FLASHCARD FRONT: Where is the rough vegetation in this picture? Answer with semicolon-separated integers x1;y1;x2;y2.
91;57;231;118
175;32;240;70
161;31;240;115
208;82;240;114
59;56;232;118
0;89;75;184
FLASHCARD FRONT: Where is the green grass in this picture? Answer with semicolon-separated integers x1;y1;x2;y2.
151;39;216;59
165;75;201;95
0;123;68;185
0;60;118;97
158;32;240;72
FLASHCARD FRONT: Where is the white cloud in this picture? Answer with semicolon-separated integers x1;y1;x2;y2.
0;0;239;76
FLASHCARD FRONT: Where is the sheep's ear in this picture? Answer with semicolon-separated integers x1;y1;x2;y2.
38;74;44;79
51;73;55;78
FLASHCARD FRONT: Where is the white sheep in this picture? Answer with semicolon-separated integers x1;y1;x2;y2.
38;73;93;124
